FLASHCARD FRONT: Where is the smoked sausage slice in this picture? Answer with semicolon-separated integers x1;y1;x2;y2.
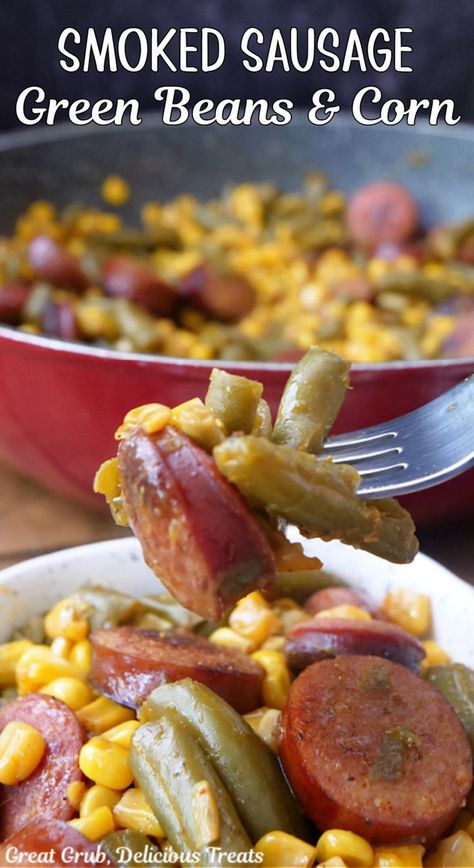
177;263;256;322
280;656;472;846
118;425;276;620
303;587;377;617
0;282;31;325
285;617;425;672
0;694;85;840
28;236;89;292
346;182;418;250
102;255;176;316
0;819;114;866
90;626;264;714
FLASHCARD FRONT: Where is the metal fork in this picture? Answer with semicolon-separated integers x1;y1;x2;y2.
322;375;474;498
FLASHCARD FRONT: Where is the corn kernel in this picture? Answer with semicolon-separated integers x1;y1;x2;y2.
80;784;122;818
70;639;92;674
79;738;134;789
101;720;141;749
69;805;115;841
171;399;225;451
425;831;474;867
16;646;86;695
420;640;451;674
373;844;425;867
0;721;45;785
40;677;94;711
381;588;431;636
229;592;279;647
251;650;291;710
261;636;286;652
255;830;316;867
101;175;130;208
114;787;164;837
67;780;87;811
315;605;372;622
115;403;171;440
76;696;135;735
256;708;282;753
209;627;255;654
0;640;33;687
44;598;89;642
191;780;221;849
50;637;74;659
315;830;374;867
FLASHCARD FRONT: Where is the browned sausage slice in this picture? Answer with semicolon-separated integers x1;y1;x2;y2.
0;694;85;840
177;263;256;322
42;299;80;341
0;819;114;866
0;282;31;325
102;255;176;316
280;656;472;846
90;626;264;714
285;617;425;672
304;587;377;617
443;311;474;358
118;425;276;620
28;236;89;292
346;182;418;250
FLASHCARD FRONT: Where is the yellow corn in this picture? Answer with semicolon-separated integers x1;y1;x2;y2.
229;592;279;646
67;780;86;811
373;844;425;867
315;830;374;867
79;737;134;790
69;806;115;841
420;640;451;674
255;830;316;867
425;831;474;866
0;640;33;687
115;403;171;440
0;721;45;785
40;677;94;711
76;696;135;734
315;605;371;622
101;720;141;749
251;650;291;710
101;175;130;207
191;780;221;850
381;587;431;636
171;399;225;451
261;636;286;652
114;787;164;838
69;639;92;673
318;859;348;867
16;646;86;695
50;637;74;659
256;708;281;753
44;598;89;642
209;627;255;654
80;784;122;817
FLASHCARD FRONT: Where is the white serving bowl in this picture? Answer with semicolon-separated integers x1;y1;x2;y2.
0;537;473;666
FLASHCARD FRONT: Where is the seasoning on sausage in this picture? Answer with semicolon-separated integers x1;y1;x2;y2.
89;626;264;714
102;255;176;316
28;236;89;292
346;182;419;250
280;656;472;846
304;587;377;617
0;694;85;839
0;282;31;325
177;263;256;323
285;617;425;672
0;819;113;866
118;425;276;620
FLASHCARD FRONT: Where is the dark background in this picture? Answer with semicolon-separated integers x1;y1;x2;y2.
1;0;473;132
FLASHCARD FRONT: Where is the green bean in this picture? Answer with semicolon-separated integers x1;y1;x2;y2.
138;593;203;630
205;368;263;434
272;346;350;452
252;399;273;437
264;569;346;602
375;271;463;303
139;679;307;842
101;830;161;867
213;436;418;564
425;664;474;751
73;586;143;631
131;710;252;865
362;498;418;564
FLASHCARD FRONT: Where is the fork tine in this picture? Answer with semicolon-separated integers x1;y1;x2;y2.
330;445;402;465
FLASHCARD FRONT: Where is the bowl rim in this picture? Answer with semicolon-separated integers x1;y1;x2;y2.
2;322;474;373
